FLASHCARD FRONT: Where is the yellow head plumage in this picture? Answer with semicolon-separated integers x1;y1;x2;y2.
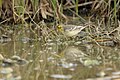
57;25;64;32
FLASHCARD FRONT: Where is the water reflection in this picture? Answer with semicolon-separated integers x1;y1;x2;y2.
0;40;120;80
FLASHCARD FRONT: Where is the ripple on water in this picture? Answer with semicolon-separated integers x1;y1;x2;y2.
50;74;72;79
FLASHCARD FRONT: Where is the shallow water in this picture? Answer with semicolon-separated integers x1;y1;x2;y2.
0;39;120;80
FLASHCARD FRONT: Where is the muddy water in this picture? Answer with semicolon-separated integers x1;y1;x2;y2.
0;40;120;80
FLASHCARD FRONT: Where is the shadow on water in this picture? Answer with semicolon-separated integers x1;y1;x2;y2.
0;39;120;80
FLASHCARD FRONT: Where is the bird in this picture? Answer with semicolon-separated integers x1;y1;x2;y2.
56;24;87;37
59;46;86;61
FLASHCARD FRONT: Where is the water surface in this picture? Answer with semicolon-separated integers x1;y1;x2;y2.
0;39;120;80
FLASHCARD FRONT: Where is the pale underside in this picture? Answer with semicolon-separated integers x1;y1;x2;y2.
63;25;86;37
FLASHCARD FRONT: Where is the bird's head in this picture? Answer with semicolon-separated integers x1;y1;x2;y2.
57;25;64;32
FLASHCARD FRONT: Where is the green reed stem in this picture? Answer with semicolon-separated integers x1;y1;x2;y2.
75;0;78;15
114;0;117;25
51;0;57;12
